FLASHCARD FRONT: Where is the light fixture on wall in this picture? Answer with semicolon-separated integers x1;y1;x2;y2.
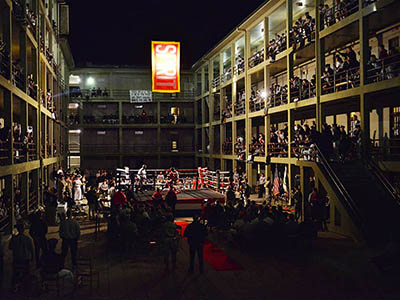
87;77;95;86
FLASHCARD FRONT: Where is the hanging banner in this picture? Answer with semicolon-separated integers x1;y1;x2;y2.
151;41;180;93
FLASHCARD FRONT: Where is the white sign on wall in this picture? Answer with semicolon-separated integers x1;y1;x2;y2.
130;90;152;103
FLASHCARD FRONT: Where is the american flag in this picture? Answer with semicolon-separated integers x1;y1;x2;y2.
273;168;280;196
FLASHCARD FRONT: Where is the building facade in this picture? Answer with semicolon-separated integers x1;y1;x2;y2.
0;0;73;233
68;67;195;173
192;0;400;239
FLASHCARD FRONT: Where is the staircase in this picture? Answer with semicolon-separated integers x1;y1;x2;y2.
315;146;400;245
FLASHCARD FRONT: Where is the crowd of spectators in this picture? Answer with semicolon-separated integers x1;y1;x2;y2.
266;33;287;62
320;0;359;29
235;90;246;116
221;96;233;123
90;87;109;98
367;44;400;83
267;83;288;107
290;12;316;51
290;75;316;101
249;48;264;68
248;134;265;161
123;110;156;124
201;196;315;252
234;136;246;160
0;123;36;164
267;118;362;162
322;46;360;94
235;55;245;75
249;88;266;112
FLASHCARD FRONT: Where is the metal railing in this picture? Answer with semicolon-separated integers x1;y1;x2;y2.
222;141;233;155
248;49;264;68
267;142;289;157
367;158;400;206
268;92;288;108
322;66;360;95
0;48;10;79
367;54;400;84
249;97;265;112
71;89;195;100
290;83;316;102
321;0;359;30
234;102;245;116
233;63;245;76
313;143;364;231
211;77;220;89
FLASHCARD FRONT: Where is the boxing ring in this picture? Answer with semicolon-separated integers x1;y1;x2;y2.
115;167;230;212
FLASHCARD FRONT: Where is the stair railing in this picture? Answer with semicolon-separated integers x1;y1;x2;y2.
367;158;400;207
314;144;365;229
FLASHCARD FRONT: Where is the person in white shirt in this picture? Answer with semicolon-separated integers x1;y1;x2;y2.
73;176;83;202
138;164;147;183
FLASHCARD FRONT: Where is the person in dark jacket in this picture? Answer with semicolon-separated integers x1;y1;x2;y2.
165;187;177;217
29;211;48;266
184;215;208;273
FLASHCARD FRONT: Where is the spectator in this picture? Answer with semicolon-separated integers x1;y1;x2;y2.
9;221;34;289
184;215;208;273
59;209;80;268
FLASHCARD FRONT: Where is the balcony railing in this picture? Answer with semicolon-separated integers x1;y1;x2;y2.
0;141;10;165
71;89;195;100
0;46;10;79
248;48;264;68
12;63;24;91
122;115;156;124
367;54;400;84
234;102;245;116
321;0;359;30
81;144;194;153
211;77;220;89
222;141;233;155
322;66;360;95
83;115;119;124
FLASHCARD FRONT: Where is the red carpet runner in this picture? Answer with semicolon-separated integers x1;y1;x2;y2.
175;221;244;271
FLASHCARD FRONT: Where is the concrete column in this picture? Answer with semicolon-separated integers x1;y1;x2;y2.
5;175;15;233
21;172;29;215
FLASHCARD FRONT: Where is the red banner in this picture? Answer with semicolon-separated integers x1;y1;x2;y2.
151;41;180;93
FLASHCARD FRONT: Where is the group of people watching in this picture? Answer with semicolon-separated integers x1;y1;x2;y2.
234;136;246;160
367;44;400;83
249;88;266;112
268;117;362;162
290;75;316;101
266;32;287;62
0;122;36;165
235;90;246;116
249;48;264;68
322;46;360;94
122;110;156;124
268;82;288;107
290;12;316;51
221;96;233;123
320;0;359;29
248;134;265;161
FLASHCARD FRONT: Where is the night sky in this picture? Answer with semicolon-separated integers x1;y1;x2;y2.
68;0;267;69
